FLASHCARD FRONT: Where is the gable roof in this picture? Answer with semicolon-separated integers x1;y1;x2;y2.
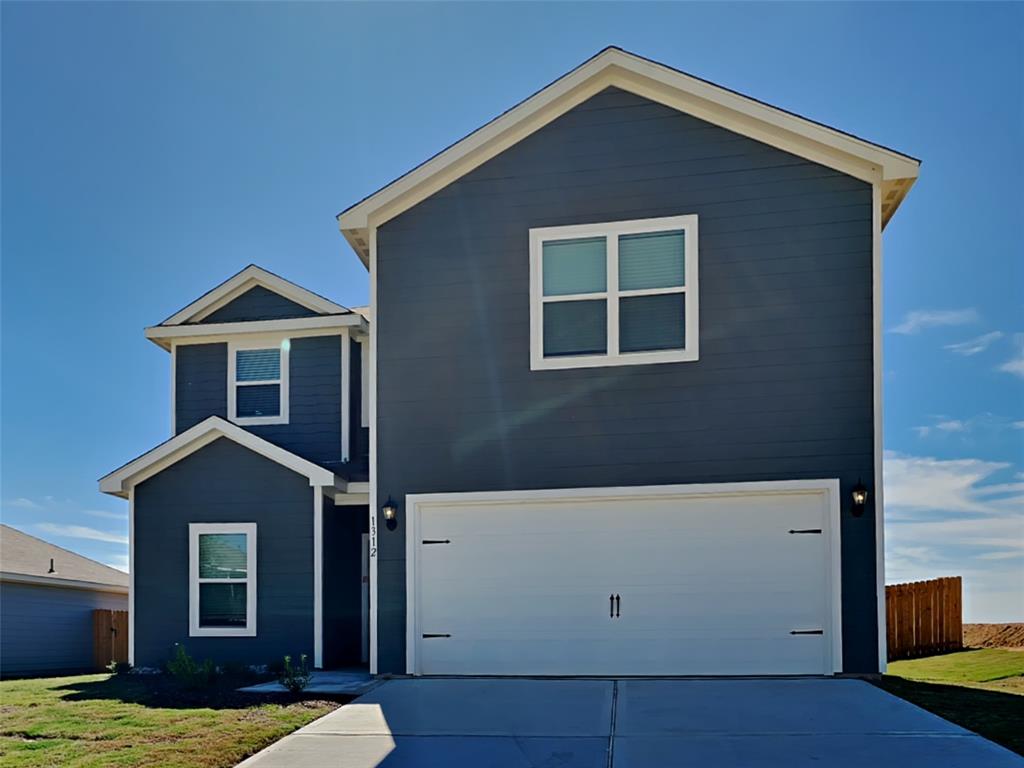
1;524;128;591
338;46;920;265
99;416;336;498
160;265;352;326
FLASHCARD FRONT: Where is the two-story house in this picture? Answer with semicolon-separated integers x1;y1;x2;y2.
102;47;919;677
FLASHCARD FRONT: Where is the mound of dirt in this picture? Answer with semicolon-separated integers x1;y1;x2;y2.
963;623;1024;649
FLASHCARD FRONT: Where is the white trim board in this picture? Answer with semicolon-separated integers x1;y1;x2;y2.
162;265;352;326
368;226;379;675
313;490;323;667
405;479;843;677
99;416;336;498
338;47;919;264
145;315;366;351
872;183;887;673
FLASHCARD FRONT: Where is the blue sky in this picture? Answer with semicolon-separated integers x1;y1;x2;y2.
2;2;1021;621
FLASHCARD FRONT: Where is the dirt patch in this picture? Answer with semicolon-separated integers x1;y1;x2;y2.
964;623;1024;649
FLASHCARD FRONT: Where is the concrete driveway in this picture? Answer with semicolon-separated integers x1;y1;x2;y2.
238;678;1023;767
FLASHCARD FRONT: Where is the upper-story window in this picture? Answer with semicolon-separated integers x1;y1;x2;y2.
529;215;699;370
227;340;289;425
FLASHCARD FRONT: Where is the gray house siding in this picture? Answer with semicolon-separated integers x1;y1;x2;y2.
175;337;343;467
0;582;127;677
133;437;314;668
200;285;318;324
374;87;878;673
175;342;228;431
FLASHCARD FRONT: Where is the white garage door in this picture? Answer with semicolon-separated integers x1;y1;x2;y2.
406;481;841;676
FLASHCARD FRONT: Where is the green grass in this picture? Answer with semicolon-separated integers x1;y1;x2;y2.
0;673;344;768
877;649;1024;756
888;649;1024;688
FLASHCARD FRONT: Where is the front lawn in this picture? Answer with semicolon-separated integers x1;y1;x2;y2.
0;673;344;768
877;649;1024;756
888;648;1024;690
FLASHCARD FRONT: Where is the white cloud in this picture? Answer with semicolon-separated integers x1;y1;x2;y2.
6;497;42;510
944;331;1004;356
884;451;1018;513
1013;422;1024;430
35;523;128;545
889;308;979;335
998;335;1024;379
83;509;127;521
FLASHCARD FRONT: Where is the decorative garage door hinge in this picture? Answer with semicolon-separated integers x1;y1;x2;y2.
422;633;451;639
422;539;451;545
789;629;824;635
788;529;823;534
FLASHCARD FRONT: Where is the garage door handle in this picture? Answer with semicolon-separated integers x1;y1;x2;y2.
790;629;824;635
422;633;451;639
788;529;822;534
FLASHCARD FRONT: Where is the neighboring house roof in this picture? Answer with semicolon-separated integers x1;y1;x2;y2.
0;524;128;592
338;46;920;265
145;264;366;350
99;416;337;498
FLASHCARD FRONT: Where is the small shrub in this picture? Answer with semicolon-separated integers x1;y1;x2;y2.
278;654;312;693
106;660;132;675
166;644;218;689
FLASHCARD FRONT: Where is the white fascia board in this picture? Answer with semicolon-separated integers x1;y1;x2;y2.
0;571;129;595
144;314;367;350
99;416;335;497
162;265;352;326
338;47;919;262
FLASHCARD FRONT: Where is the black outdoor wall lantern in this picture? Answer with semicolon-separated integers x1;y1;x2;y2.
851;479;868;517
382;497;399;530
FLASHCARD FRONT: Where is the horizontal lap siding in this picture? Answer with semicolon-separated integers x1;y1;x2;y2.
0;583;127;677
201;285;318;323
133;438;314;668
375;87;877;673
175;337;342;466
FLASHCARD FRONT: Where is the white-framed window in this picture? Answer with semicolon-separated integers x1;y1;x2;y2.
189;523;257;637
529;215;699;370
227;340;289;425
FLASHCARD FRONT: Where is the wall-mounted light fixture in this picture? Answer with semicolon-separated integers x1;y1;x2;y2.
851;480;868;517
382;497;398;530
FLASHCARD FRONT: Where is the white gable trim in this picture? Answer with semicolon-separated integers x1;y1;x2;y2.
99;416;335;498
162;265;351;326
338;47;919;263
145;314;367;351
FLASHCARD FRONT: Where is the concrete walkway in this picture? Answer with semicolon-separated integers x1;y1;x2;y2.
237;677;1023;767
238;669;377;696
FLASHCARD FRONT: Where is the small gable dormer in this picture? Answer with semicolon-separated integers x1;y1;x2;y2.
144;266;368;476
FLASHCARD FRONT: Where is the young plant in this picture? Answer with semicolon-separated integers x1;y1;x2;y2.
166;643;218;689
278;653;312;693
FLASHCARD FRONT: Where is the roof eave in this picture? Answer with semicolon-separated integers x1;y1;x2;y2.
336;47;920;257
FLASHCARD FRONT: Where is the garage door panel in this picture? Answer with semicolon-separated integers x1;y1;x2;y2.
410;483;838;676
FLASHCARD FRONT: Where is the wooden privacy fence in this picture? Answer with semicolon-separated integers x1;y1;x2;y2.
93;609;129;670
886;576;962;661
